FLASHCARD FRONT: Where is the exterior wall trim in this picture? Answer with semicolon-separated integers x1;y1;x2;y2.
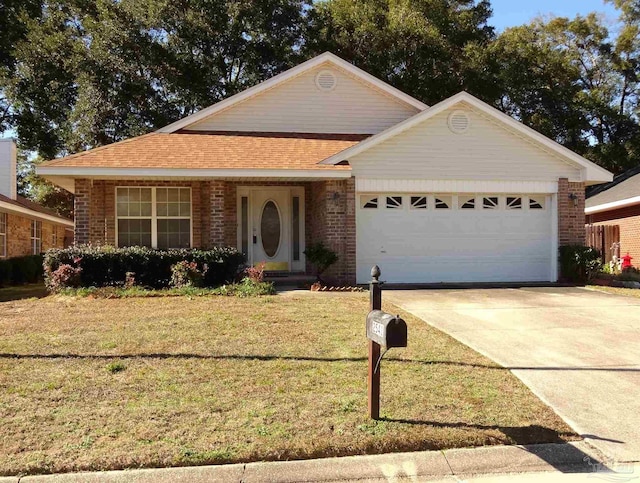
38;167;352;181
355;178;559;194
0;200;73;226
585;196;640;215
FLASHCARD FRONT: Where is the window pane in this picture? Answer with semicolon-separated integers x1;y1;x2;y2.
292;196;300;261
156;188;167;202
129;203;141;216
180;202;191;216
157;203;167;216
117;202;129;216
140;202;152;217
0;234;5;257
167;203;180;216
168;189;180;202
157;219;190;249
140;188;152;202
118;219;151;247
130;189;140;202
180;189;191;202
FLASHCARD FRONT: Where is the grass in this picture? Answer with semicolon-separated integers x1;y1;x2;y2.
0;283;48;302
0;292;576;476
588;285;640;298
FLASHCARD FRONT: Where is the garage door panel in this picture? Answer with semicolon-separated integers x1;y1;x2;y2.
356;193;554;284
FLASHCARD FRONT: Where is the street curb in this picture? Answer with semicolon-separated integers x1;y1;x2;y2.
14;442;604;483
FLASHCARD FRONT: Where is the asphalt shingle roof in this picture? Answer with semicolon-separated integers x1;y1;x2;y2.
40;131;368;171
586;165;640;209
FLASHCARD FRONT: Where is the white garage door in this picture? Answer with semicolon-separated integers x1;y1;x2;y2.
356;193;555;284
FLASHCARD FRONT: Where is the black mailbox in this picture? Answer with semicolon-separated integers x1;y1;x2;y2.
366;310;407;348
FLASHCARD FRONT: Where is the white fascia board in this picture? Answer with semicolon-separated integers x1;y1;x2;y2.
36;166;352;179
0;200;73;226
156;52;428;133
355;178;559;194
321;91;614;184
585;195;640;214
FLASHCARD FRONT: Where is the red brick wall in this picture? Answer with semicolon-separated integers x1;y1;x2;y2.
307;179;356;285
558;178;586;246
587;204;640;266
2;211;66;257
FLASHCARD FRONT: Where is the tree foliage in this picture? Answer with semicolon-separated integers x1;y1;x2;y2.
2;0;640;217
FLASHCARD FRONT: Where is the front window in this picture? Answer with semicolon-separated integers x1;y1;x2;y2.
31;220;42;254
0;212;6;257
116;187;191;248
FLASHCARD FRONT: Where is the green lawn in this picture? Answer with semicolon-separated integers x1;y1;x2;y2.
0;292;576;476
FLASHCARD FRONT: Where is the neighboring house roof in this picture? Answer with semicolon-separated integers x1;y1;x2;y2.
321;92;613;185
38;132;364;191
0;194;73;226
585;166;640;214
157;52;428;133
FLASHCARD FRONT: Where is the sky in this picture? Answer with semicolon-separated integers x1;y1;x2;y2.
490;0;620;31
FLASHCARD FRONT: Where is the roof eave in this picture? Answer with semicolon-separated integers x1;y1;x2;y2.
0;199;73;226
586;195;640;214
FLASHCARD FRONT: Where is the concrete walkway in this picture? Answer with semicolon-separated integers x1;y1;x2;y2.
4;442;628;483
387;287;640;463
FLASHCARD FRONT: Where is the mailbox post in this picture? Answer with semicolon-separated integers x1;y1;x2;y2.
368;266;382;420
366;266;407;420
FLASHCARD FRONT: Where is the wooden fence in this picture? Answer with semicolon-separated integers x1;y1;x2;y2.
585;224;620;263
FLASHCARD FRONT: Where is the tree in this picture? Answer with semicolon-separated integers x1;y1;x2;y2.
305;0;499;105
492;14;640;173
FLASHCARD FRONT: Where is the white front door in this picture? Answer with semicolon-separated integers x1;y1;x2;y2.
237;187;305;272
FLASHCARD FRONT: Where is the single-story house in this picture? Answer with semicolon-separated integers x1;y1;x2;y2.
37;52;612;284
0;139;73;257
586;166;640;266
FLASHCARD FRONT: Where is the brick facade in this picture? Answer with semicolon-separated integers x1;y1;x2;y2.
558;178;586;246
587;204;640;266
73;178;358;284
2;210;66;258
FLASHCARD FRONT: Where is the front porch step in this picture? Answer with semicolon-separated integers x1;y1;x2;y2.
264;272;316;287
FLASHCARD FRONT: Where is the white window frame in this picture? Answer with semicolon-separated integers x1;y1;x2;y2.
31;219;42;254
115;186;193;249
0;212;6;258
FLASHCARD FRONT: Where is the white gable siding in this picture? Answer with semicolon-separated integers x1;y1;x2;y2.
348;104;582;182
187;64;420;134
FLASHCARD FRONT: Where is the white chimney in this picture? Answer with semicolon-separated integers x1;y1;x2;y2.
0;139;17;200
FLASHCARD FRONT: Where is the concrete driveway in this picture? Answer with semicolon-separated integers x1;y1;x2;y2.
387;287;640;463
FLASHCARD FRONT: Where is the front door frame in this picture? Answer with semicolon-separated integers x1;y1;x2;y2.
236;186;306;272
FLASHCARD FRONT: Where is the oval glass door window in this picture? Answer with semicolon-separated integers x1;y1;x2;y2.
261;201;281;258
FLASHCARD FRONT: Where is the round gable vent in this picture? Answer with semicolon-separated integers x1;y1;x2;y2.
315;70;337;91
448;110;470;134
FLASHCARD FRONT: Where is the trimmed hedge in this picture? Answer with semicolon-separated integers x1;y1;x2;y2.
0;255;44;287
559;245;602;284
43;245;245;290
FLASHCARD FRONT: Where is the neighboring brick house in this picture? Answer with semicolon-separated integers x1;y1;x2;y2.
37;53;611;284
586;166;640;267
0;140;73;258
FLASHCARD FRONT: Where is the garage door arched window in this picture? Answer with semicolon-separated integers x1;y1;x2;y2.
361;196;378;209
434;196;451;209
507;197;522;210
529;197;545;210
459;196;476;209
386;196;403;209
410;196;427;210
483;197;499;209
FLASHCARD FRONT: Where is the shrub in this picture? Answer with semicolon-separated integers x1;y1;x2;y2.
216;278;276;297
244;261;266;283
170;261;207;288
46;263;82;292
0;255;43;287
43;245;245;290
559;245;602;284
304;242;338;282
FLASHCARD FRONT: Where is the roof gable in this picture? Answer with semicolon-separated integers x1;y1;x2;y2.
157;52;427;134
586;168;640;212
322;92;613;185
